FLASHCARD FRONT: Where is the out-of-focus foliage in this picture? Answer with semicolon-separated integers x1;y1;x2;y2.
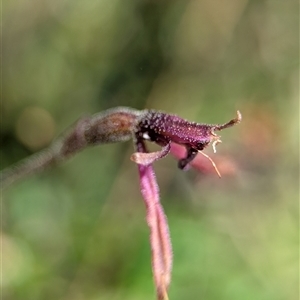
1;0;298;299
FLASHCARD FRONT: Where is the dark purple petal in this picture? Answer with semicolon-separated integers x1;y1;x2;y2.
170;143;239;176
134;110;242;169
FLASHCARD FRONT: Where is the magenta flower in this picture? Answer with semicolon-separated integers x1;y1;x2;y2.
130;109;241;299
1;107;241;300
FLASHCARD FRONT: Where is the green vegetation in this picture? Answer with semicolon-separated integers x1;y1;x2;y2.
2;1;298;299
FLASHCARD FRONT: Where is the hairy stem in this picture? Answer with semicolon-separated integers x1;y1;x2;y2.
1;107;142;189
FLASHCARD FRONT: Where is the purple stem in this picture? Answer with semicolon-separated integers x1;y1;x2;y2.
137;141;172;300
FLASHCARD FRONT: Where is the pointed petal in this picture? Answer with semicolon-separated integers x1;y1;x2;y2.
131;142;171;165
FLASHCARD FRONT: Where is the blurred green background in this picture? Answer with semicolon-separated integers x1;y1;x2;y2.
1;1;299;299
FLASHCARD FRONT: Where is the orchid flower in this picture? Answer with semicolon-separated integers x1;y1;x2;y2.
1;107;241;299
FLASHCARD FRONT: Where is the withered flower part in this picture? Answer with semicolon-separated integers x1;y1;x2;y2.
1;106;241;300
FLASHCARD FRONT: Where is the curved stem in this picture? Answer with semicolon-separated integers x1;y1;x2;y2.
1;107;142;189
